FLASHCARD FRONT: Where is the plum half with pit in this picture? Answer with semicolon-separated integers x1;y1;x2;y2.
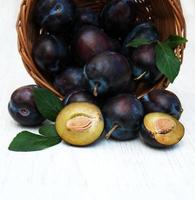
53;67;87;96
8;85;45;126
140;89;183;119
100;0;136;37
72;25;115;64
32;34;70;77
63;89;97;105
34;0;76;33
84;51;132;97
140;112;185;148
56;102;104;146
102;94;144;141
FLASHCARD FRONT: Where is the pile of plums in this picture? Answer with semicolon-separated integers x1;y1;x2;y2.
8;0;185;148
32;0;162;93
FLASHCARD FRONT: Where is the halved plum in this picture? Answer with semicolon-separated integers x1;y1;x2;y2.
140;113;185;148
56;102;104;146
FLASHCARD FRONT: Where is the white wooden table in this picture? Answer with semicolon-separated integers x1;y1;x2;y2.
1;1;195;200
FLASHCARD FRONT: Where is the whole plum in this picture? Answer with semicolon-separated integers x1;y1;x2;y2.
72;25;115;64
100;0;136;37
140;89;183;119
84;51;132;96
102;94;144;140
32;34;70;77
123;22;159;49
123;22;162;84
74;8;99;32
130;44;162;84
54;67;87;96
63;89;97;105
34;0;76;33
8;85;45;126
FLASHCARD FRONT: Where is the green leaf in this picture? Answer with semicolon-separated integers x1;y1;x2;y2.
165;35;187;49
39;124;60;138
33;88;63;122
126;38;153;48
9;131;61;152
155;42;181;83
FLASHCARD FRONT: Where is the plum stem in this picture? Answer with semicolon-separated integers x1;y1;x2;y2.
134;71;147;81
105;124;119;140
93;84;99;97
180;107;184;114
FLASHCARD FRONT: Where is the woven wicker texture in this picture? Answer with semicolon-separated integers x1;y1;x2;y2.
17;0;186;98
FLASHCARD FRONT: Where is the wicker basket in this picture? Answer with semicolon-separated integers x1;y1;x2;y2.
16;0;186;99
